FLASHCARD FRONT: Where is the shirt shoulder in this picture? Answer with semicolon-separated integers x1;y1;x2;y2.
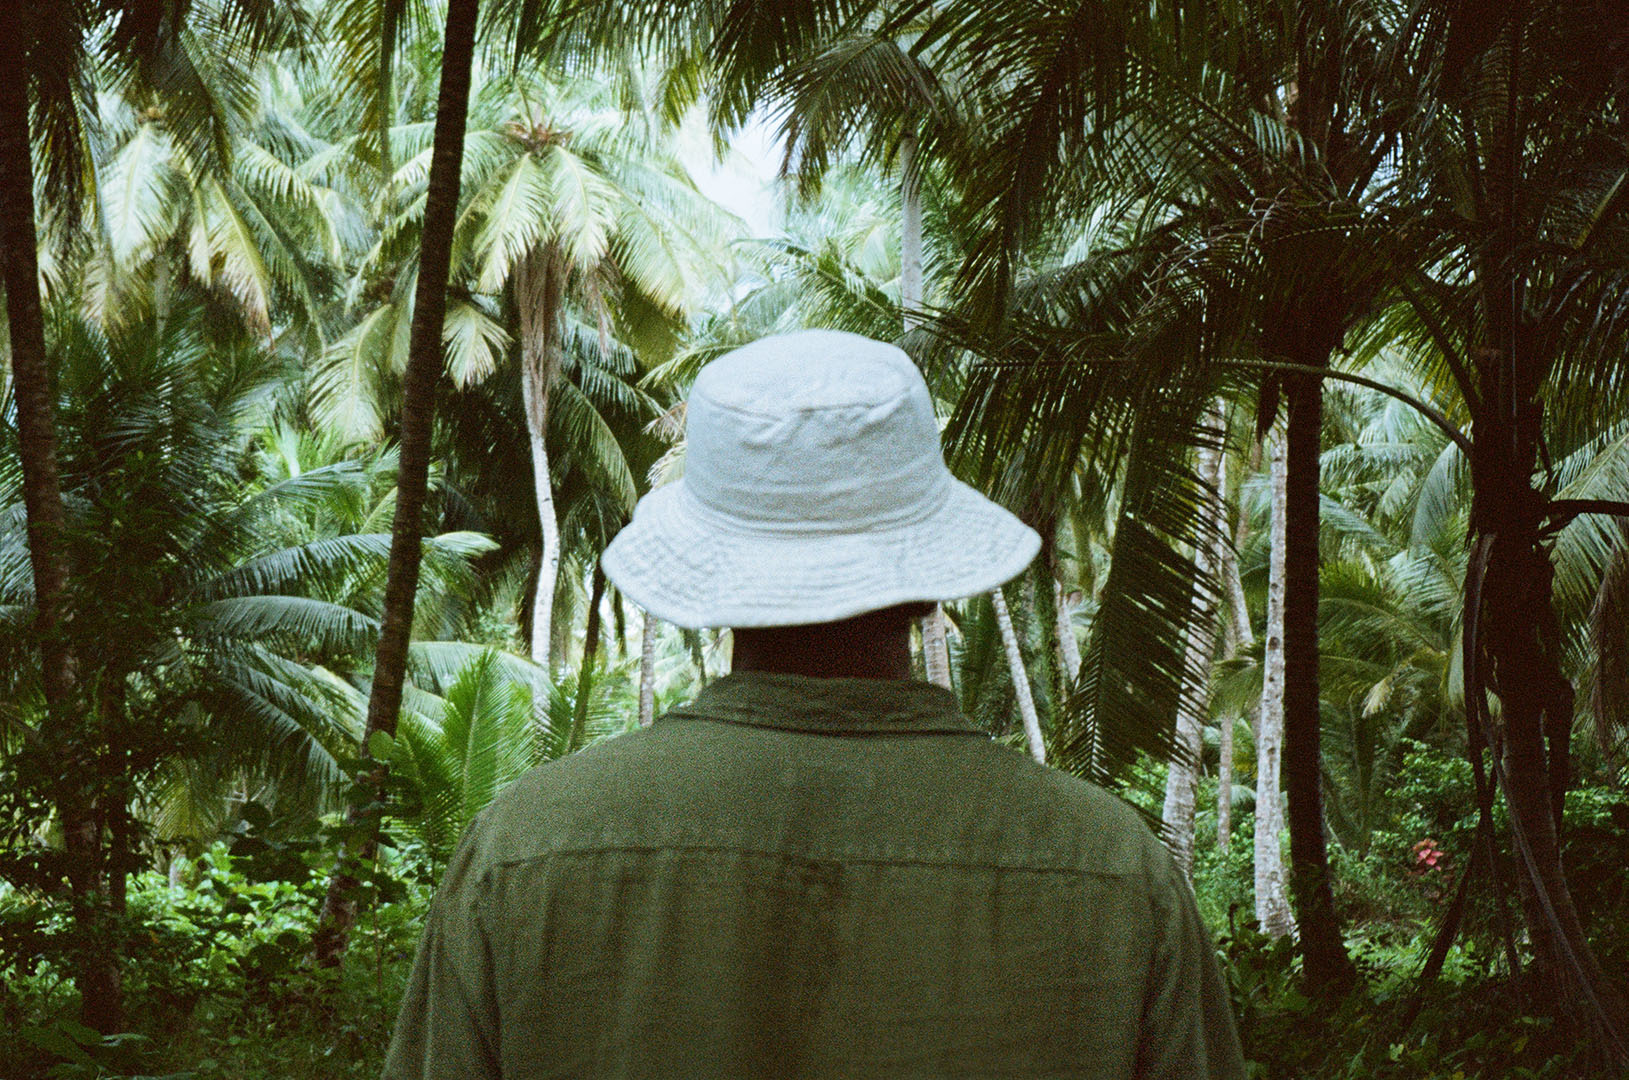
455;718;1173;890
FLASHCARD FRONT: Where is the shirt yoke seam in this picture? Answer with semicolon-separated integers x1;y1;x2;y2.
476;842;1150;879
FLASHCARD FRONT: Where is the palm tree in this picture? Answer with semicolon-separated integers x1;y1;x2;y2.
1377;2;1629;1045
325;66;732;671
0;0;295;1031
0;2;77;799
464;75;728;669
314;0;481;969
134;424;508;852
84;71;342;346
889;0;1494;992
1;303;471;1032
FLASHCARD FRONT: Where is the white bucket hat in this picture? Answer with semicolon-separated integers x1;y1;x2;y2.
601;329;1040;629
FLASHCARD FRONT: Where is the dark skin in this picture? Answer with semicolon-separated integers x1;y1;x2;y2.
729;601;936;681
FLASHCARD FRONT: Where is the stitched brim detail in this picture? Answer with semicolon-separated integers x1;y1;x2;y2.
601;479;1042;629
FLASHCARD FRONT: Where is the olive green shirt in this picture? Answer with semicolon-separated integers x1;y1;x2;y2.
383;672;1245;1079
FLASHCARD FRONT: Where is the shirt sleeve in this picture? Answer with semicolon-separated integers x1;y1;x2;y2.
382;827;502;1080
1134;856;1248;1080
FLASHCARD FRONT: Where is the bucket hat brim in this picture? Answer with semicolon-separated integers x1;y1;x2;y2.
601;477;1041;629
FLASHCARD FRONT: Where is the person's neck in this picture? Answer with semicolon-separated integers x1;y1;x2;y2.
729;626;913;680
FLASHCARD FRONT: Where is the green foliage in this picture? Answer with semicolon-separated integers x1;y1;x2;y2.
1;835;427;1079
3;0;1628;1071
1186;758;1629;1078
1218;918;1604;1080
392;649;538;859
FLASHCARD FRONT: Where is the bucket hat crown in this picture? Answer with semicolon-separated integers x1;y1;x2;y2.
601;329;1039;628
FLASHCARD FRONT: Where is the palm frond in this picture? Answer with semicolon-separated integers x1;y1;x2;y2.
395;649;537;858
443;297;512;387
182;594;379;653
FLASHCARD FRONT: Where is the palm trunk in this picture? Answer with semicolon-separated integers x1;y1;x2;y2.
1221;466;1255;654
639;609;657;727
899;130;953;690
613;589;627;661
921;607;952;688
152;252;172;343
518;246;565;673
921;607;952;687
1161;419;1224;879
567;566;606;753
1217;459;1249;850
1482;527;1629;1042
0;7;71;724
1256;435;1295;939
992;584;1044;763
1283;374;1355;991
1054;580;1081;686
691;632;708;687
899;131;924;328
1470;377;1629;1043
0;13;119;1031
314;0;479;968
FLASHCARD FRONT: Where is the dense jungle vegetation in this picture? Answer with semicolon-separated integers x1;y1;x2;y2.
2;1;1628;1077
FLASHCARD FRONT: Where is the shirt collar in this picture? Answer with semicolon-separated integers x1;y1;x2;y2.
659;671;983;736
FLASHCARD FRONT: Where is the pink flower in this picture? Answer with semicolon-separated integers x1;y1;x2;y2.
1412;838;1444;870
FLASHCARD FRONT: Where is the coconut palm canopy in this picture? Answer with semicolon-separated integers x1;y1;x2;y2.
1;1;1628;1075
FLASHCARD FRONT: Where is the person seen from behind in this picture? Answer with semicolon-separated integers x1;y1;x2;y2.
383;329;1247;1078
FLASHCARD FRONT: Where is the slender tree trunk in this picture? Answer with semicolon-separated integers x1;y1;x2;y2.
1054;580;1081;685
899;131;924;327
899;130;953;690
1221;468;1255;654
567;566;605;753
992;585;1044;763
1256;436;1296;939
1217;460;1250;851
1162;418;1224;879
1218;714;1234;851
1283;375;1355;991
921;607;952;687
518;246;565;673
152;253;172;344
581;566;605;666
0;8;71;729
314;0;479;968
639;610;657;727
0;13;120;1031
